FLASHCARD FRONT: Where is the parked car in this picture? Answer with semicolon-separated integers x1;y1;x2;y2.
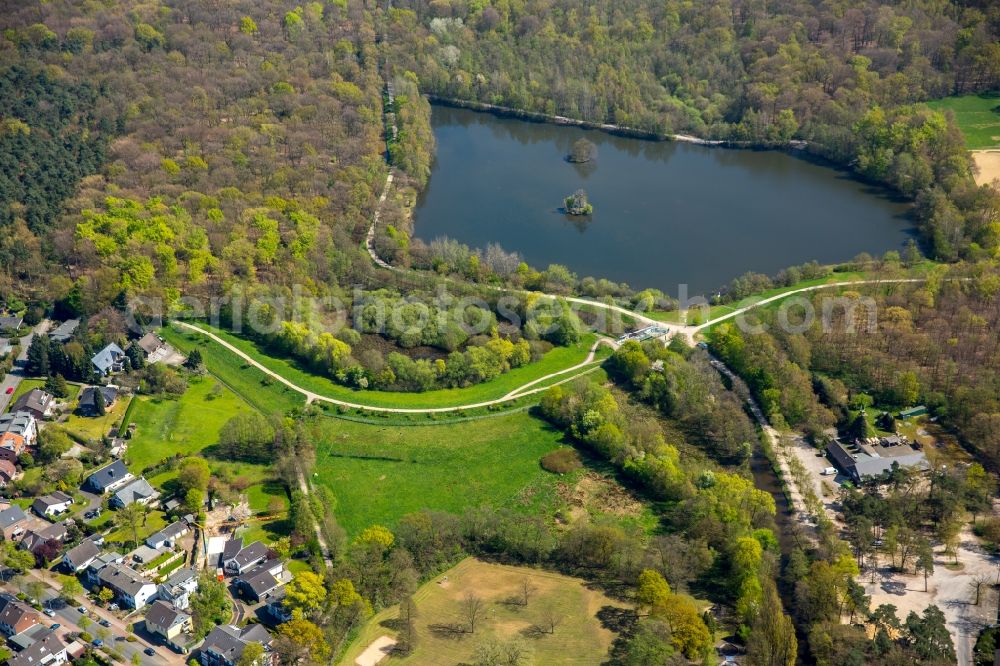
99;619;111;628
43;609;55;618
50;623;60;630
143;648;156;656
92;639;103;647
821;467;837;476
4;387;12;395
77;606;88;615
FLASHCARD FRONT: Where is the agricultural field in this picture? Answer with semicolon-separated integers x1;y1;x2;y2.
927;92;1000;149
341;558;631;666
122;374;256;471
166;322;602;409
312;412;572;536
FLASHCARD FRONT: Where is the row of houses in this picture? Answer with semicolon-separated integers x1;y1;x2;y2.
0;594;85;666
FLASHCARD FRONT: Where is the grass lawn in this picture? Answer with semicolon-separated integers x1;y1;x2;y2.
10;378;81;404
312;411;569;536
159;326;304;415
166;322;600;410
123;375;256;472
63;398;129;443
927;92;1000;149
104;509;169;548
340;558;630;666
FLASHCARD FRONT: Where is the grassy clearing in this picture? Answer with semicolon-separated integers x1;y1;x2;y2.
159;326;304;415
169;322;599;409
63;399;129;443
927;92;1000;149
340;558;629;666
312;411;569;536
104;509;169;548
123;375;256;472
10;378;80;404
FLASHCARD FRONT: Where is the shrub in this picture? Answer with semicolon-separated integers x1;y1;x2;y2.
540;448;582;474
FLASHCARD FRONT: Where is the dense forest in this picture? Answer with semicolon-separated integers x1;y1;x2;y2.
383;0;1000;259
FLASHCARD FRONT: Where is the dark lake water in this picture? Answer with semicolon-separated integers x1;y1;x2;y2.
413;106;916;296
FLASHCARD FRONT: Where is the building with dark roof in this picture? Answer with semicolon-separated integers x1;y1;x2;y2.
234;560;285;603
83;459;134;494
76;386;119;417
198;624;273;666
145;600;193;648
111;477;159;508
31;491;73;518
0;505;29;541
63;537;102;573
828;437;929;483
6;627;68;666
48;319;80;344
98;563;158;608
0;593;41;637
12;388;54;420
221;539;269;575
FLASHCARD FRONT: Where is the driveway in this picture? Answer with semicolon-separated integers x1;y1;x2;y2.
8;568;184;666
0;319;51;413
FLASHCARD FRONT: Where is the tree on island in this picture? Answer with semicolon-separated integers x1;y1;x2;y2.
567;138;597;163
564;189;593;215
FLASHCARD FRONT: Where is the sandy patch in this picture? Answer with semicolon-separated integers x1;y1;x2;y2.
972;150;1000;188
355;636;396;666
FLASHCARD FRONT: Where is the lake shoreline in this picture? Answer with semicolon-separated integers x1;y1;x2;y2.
426;94;809;150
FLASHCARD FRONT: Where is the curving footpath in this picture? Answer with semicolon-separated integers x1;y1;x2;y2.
172;320;614;413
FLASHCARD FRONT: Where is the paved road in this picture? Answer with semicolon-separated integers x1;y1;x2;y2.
0;320;51;413
6;569;179;666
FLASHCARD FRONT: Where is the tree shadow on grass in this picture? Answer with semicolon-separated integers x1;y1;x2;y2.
596;606;637;635
427;623;469;641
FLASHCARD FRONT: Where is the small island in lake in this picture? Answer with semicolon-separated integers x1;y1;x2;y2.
567;138;597;163
564;188;593;215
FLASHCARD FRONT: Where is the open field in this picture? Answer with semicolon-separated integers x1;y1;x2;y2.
123;375;256;472
160;326;305;414
927;92;1000;149
312;412;569;536
972;150;1000;187
340;558;630;666
167;322;600;409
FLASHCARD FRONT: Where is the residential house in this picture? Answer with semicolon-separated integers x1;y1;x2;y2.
83;459;134;494
264;590;293;624
76;386;119;417
0;411;37;463
31;491;73;518
128;545;162;566
7;628;68;666
145;601;193;650
0;459;18;487
221;539;269;576
62;537;102;573
98;563;158;609
20;522;69;558
84;551;124;585
136;333;169;363
0;506;29;541
0;593;40;637
198;624;273;666
48;319;80;344
0;338;11;357
12;389;55;420
91;343;125;377
158;568;198;611
0;315;23;332
111;477;159;508
234;560;286;604
146;520;190;550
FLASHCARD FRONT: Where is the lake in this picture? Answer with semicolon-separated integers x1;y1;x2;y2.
413;106;915;296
